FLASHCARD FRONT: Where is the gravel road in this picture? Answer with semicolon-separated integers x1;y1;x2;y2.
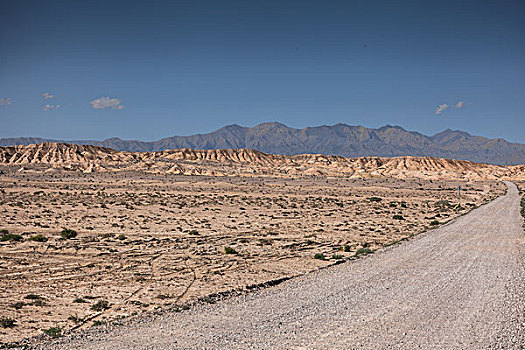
39;182;524;349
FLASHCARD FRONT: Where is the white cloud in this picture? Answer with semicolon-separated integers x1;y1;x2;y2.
0;97;12;106
435;103;449;115
90;96;124;110
43;104;61;111
42;92;55;100
435;100;469;115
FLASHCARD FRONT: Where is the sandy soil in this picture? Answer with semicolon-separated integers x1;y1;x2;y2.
0;168;504;344
36;182;523;350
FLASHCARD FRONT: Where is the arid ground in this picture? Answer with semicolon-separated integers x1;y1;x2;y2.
36;182;523;350
0;166;505;344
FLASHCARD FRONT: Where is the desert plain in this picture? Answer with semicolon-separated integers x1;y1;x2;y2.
0;143;522;344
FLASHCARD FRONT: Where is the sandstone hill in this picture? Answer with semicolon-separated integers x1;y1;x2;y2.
1;143;524;180
2;123;525;165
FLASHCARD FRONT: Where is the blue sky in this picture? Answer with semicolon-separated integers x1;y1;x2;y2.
1;0;524;142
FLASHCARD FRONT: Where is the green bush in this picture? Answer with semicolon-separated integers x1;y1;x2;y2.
314;253;326;260
43;327;62;338
200;296;216;304
430;220;440;226
342;244;351;252
61;228;77;239
367;197;382;202
29;234;48;242
354;248;373;257
25;294;43;300
68;315;82;323
224;246;237;254
0;317;16;328
393;215;405;220
10;301;25;310
90;300;110;312
156;294;172;300
435;200;450;207
0;233;23;242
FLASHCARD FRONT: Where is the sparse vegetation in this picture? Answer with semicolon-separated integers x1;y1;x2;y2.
200;296;216;304
354;248;373;257
25;294;43;300
43;327;62;338
0;171;500;342
393;215;405;220
0;317;16;328
430;220;440;226
385;239;402;247
29;234;48;242
10;301;25;310
224;246;237;254
91;300;110;312
156;294;172;300
368;197;382;202
68;315;82;323
61;228;77;239
0;233;23;242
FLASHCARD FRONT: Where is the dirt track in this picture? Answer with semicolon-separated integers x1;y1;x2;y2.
37;182;524;349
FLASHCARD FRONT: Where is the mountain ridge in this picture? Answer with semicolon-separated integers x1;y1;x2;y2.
2;122;524;165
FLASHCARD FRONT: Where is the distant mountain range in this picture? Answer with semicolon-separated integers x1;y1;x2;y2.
2;122;525;165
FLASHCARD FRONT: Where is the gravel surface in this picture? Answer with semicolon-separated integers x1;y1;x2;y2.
36;182;524;349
